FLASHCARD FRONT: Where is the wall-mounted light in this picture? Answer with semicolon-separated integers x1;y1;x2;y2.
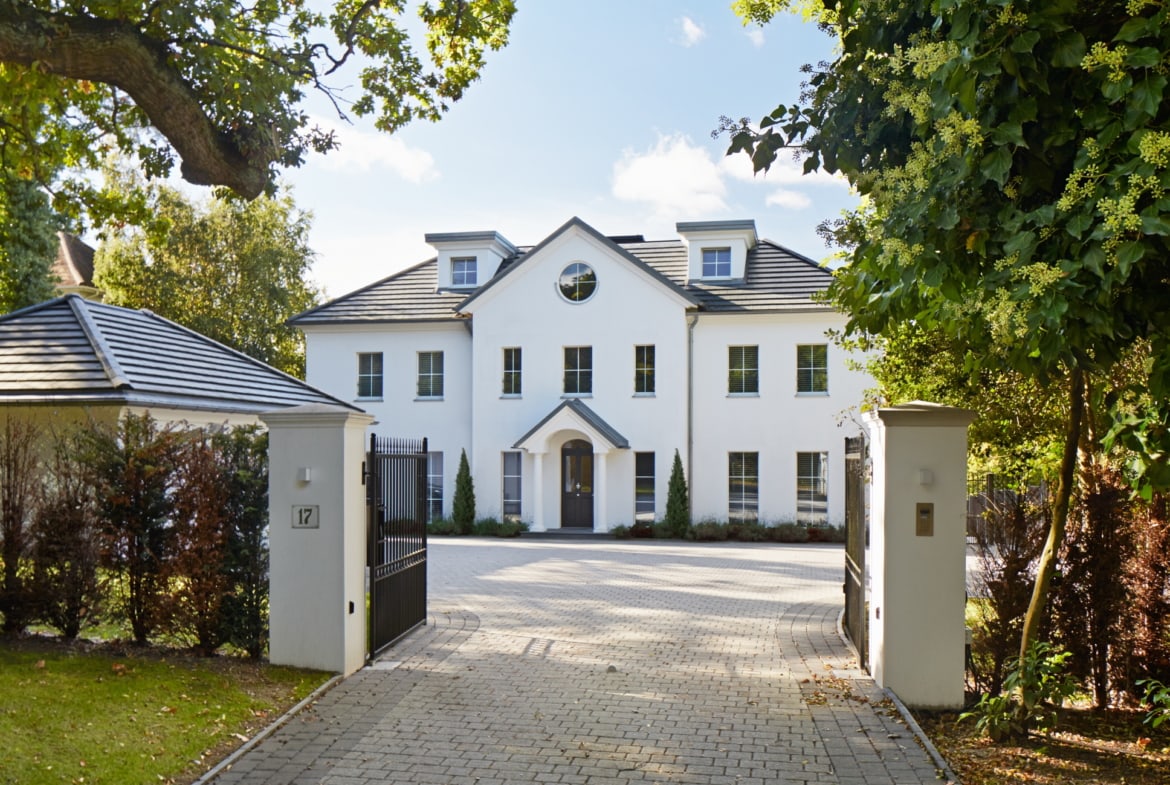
917;468;934;487
297;467;312;484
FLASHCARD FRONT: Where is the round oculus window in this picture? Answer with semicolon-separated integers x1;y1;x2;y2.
558;262;597;302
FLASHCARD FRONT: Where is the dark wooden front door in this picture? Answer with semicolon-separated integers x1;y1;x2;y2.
561;439;594;528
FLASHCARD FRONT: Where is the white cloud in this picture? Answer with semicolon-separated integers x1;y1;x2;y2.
679;16;706;47
309;116;439;183
612;134;727;218
746;29;765;47
765;189;812;209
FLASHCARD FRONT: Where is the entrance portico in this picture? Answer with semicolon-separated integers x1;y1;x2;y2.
513;399;629;532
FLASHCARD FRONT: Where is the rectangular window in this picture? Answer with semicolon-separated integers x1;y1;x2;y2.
797;452;829;526
729;452;759;523
728;345;759;394
702;247;732;277
797;344;828;394
427;452;444;523
452;256;477;287
417;351;444;398
563;346;593;395
502;347;522;396
634;345;655;394
502;451;522;522
357;352;383;398
635;452;655;522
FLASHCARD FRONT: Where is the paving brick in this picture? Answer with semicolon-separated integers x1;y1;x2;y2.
206;540;949;785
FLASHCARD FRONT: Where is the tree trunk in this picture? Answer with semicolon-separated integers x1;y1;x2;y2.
1019;366;1085;663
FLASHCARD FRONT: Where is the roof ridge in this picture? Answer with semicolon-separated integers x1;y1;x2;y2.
67;295;132;389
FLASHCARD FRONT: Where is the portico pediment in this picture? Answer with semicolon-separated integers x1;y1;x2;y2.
512;398;629;454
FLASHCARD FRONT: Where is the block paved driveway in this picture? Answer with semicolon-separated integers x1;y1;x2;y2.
212;539;947;785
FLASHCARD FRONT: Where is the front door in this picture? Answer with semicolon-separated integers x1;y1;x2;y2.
561;439;594;528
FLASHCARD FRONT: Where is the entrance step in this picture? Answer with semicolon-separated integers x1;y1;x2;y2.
521;527;610;540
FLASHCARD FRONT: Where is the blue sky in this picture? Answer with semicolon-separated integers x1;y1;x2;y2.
283;3;855;298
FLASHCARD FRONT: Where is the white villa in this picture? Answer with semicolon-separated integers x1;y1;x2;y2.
292;217;870;532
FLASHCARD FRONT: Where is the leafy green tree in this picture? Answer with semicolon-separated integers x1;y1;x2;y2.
0;176;60;313
664;449;690;538
95;172;321;376
216;427;270;659
727;0;1170;661
0;415;43;633
0;0;515;210
453;449;475;535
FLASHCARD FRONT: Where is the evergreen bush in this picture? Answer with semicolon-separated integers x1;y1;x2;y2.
664;449;689;538
453;449;475;535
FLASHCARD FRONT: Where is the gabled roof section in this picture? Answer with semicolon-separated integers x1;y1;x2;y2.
290;258;471;325
456;217;701;312
52;232;96;288
0;296;354;413
513;398;630;452
290;219;836;326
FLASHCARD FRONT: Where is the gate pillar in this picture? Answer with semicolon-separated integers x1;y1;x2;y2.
864;401;974;709
262;404;375;676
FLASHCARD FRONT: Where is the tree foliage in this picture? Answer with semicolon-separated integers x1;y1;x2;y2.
664;449;690;537
453;448;475;534
0;415;41;633
0;0;515;210
727;0;1170;662
0;176;60;314
95;172;321;376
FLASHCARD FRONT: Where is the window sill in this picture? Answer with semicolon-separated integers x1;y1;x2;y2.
727;392;760;398
356;396;384;402
632;392;656;398
561;393;593;399
500;394;522;400
414;396;445;402
796;391;830;397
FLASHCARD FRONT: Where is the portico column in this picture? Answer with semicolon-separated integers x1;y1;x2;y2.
531;450;546;532
595;450;608;533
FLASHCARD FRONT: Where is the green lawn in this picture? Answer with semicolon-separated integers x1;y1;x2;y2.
0;640;330;785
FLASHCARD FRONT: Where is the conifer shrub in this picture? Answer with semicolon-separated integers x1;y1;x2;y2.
664;449;689;538
453;449;475;535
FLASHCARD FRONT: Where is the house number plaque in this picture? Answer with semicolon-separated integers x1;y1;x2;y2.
292;505;320;529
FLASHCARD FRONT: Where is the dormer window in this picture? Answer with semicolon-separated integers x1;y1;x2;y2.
702;248;732;278
452;257;477;287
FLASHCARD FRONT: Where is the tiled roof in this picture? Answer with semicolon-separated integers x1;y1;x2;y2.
52;232;96;288
513;398;630;451
0;295;353;413
291;228;834;326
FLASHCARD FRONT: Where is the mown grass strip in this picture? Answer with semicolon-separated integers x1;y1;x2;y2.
0;642;329;785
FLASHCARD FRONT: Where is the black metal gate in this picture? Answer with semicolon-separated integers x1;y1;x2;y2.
843;435;868;669
366;435;428;657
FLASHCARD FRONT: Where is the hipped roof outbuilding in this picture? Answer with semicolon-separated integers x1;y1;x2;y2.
0;295;352;414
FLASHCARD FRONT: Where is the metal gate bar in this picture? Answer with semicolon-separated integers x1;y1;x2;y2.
843;435;868;670
367;435;428;657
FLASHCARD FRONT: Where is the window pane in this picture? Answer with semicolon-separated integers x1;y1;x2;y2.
564;346;593;394
418;351;444;397
503;347;522;395
358;352;383;398
797;344;828;393
729;452;759;523
502;451;521;520
427;452;443;523
702;247;731;277
635;452;655;522
797;451;828;526
729;346;759;394
452;257;477;286
635;345;655;394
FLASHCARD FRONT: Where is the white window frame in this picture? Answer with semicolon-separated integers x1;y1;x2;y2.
728;345;759;395
427;452;444;523
635;452;655;522
702;247;732;278
451;256;477;287
729;452;759;523
502;347;522;396
797;344;829;394
417;351;444;399
634;345;655;395
563;346;593;395
797;451;829;526
502;451;522;522
357;352;383;399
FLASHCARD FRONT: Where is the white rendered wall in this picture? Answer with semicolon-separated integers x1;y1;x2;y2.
689;310;869;525
462;228;691;529
262;404;374;676
865;402;973;709
301;321;472;518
